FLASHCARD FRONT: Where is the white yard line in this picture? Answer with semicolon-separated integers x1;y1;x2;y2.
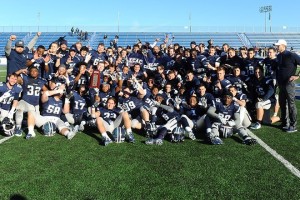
0;135;14;144
248;131;300;179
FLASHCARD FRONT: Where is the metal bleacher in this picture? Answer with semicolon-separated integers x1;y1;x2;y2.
246;33;300;49
1;32;300;56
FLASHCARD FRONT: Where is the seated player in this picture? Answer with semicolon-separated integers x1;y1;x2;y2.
95;97;135;146
206;91;256;145
15;66;47;137
27;77;78;139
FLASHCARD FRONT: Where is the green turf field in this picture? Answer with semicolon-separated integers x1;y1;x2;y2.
0;110;300;200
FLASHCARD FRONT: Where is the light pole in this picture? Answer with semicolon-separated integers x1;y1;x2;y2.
259;5;272;32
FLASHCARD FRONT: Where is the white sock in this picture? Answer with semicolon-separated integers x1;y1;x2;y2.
102;132;109;138
126;128;132;135
185;127;192;132
28;126;34;133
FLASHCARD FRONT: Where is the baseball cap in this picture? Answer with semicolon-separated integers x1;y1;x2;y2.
274;39;287;46
15;40;24;47
60;40;68;46
69;46;77;52
190;41;196;45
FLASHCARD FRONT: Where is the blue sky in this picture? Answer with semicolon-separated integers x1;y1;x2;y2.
0;0;299;32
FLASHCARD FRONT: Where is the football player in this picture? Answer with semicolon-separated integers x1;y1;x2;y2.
95;97;135;146
27;77;77;139
14;66;47;137
0;73;23;136
206;91;256;145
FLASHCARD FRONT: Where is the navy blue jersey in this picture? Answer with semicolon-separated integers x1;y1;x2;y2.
155;107;180;125
26;53;48;79
164;55;176;70
243;58;262;77
6;47;29;76
197;92;216;111
211;78;232;97
181;105;206;121
47;54;58;75
142;91;155;109
118;96;144;118
226;74;248;93
128;52;144;68
21;74;46;106
99;107;122;124
213;98;240;121
251;77;275;101
41;97;63;117
60;54;81;70
70;91;88;115
193;55;209;75
99;91;114;106
263;57;277;80
90;50;107;66
0;82;22;111
235;92;247;101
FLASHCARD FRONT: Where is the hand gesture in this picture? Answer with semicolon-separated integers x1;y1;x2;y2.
33;51;39;60
44;54;51;63
36;32;42;37
10;35;17;41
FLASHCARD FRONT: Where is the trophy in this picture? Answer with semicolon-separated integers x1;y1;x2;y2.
89;67;101;88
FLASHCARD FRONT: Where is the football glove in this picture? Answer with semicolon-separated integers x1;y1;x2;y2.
218;116;227;124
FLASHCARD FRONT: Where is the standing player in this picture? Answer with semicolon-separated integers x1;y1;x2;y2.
5;32;41;76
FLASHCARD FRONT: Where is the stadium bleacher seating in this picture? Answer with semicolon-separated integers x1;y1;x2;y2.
1;32;300;56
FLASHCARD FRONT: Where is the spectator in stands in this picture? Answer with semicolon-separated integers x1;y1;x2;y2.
5;32;41;76
275;39;300;133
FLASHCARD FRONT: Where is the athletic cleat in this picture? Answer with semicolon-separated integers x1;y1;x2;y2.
243;136;257;145
126;132;135;143
73;125;79;134
79;121;85;131
250;122;261;130
187;131;196;140
103;136;112;146
14;128;23;137
26;132;36;139
210;136;223;145
67;131;76;140
154;138;163;145
145;138;155;145
285;126;297;133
